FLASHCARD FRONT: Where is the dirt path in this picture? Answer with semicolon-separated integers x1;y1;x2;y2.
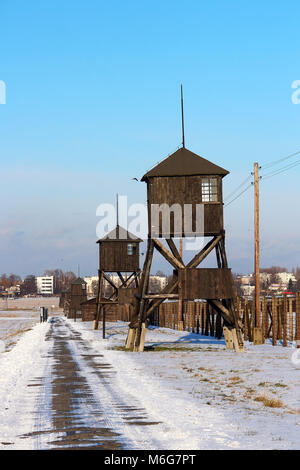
20;318;160;450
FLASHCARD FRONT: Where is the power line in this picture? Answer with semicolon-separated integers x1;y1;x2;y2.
260;149;300;171
261;157;300;180
224;174;252;202
224;183;252;207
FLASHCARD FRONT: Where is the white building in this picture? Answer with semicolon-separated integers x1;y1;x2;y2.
84;276;99;297
240;284;255;296
149;275;168;292
277;272;296;284
36;276;54;295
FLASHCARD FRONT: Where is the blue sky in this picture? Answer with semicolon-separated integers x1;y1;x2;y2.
0;0;300;277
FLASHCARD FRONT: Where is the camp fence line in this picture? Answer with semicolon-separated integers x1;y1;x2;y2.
66;293;300;347
148;294;300;346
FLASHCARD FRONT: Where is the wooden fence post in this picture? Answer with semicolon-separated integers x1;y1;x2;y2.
262;296;268;341
296;293;300;348
201;303;205;335
272;296;277;346
210;305;215;337
277;299;282;341
243;299;248;341
196;302;200;334
283;295;288;347
204;303;208;336
288;298;293;341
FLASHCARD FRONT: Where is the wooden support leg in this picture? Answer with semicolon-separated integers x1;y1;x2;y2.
94;270;103;330
126;239;154;351
134;323;146;352
125;327;136;350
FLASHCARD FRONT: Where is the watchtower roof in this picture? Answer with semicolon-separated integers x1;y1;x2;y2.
71;277;86;285
97;225;142;243
141;147;229;181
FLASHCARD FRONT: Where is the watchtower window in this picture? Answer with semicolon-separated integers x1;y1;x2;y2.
201;178;218;202
127;244;136;256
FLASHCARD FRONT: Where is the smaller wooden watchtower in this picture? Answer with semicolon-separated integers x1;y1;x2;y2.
94;225;142;330
68;277;87;319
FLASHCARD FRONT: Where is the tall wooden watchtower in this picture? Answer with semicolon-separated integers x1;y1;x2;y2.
94;224;142;330
126;88;244;351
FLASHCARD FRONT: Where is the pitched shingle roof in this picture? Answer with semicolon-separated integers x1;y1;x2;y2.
96;225;142;243
141;147;229;181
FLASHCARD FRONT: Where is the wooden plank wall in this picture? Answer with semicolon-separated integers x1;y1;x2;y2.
148;295;300;347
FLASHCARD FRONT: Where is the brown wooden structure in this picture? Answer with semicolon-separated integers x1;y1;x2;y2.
81;296;131;322
94;225;142;330
60;289;71;315
125;146;244;352
68;277;87;319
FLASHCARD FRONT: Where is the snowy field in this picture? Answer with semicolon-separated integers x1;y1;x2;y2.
0;310;40;351
71;320;300;449
0;315;300;450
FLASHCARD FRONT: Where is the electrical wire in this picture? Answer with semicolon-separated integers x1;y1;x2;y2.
261;157;300;180
224;174;252;202
224;183;252;207
260;149;300;171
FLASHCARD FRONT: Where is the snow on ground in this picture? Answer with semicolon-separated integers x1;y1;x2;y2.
0;314;300;449
70;319;300;450
0;321;52;449
0;310;40;351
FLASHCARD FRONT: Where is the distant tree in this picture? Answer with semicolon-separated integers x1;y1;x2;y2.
295;267;300;281
233;276;243;296
0;273;22;289
288;278;294;292
20;275;37;296
155;270;166;277
44;269;76;293
8;274;22;286
261;266;287;274
270;273;280;284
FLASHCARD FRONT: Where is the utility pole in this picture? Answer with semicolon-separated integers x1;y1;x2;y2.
254;162;260;328
178;85;184;330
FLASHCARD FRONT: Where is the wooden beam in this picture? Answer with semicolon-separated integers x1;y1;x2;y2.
132;240;154;348
207;299;233;324
187;234;223;269
117;271;125;285
145;279;179;317
94;270;103;329
153;238;185;270
144;294;179;299
166;239;184;266
102;272;119;290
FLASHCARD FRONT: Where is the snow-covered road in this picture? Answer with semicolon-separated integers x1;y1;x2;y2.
0;316;300;450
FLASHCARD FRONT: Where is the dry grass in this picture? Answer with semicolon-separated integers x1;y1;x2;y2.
254;394;284;408
229;376;243;384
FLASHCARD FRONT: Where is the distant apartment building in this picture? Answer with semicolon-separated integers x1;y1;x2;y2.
276;272;296;285
36;276;54;295
240;284;255;296
238;271;296;296
149;275;168;293
84;276;99;297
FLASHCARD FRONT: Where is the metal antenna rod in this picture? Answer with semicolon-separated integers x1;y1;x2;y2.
116;193;119;226
181;84;185;148
116;193;119;239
